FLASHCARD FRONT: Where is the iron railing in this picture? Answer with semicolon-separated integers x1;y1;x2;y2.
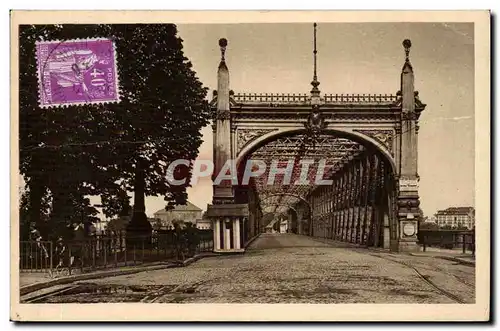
233;93;309;104
20;240;53;273
323;93;399;104
19;229;214;275
231;93;399;105
418;230;475;255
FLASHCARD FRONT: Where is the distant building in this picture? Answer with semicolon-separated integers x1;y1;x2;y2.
435;207;475;229
279;219;288;233
423;216;436;223
153;201;203;229
195;218;212;230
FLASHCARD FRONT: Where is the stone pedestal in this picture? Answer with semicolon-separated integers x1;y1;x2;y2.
397;239;420;252
397;179;421;252
207;203;249;253
397;217;420;252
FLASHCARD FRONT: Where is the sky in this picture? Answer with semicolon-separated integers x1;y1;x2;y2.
94;22;475;218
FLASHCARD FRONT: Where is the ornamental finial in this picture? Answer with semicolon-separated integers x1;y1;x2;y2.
403;39;412;63
219;38;228;62
311;23;320;95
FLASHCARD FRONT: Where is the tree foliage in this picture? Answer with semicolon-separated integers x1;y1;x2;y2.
19;24;211;238
419;221;439;231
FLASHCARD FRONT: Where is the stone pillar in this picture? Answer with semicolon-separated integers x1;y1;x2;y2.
207;39;249;253
233;218;241;249
213;38;233;202
397;39;420;252
223;219;231;249
214;219;221;250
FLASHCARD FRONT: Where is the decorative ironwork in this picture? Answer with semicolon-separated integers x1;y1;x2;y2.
232;93;309;104
248;134;364;214
251;135;361;159
355;129;394;155
323;93;399;104
237;128;277;151
209;33;430;250
231;93;399;106
305;105;327;132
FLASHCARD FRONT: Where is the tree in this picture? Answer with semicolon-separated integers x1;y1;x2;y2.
151;218;164;231
19;184;52;240
19;24;119;238
102;25;210;238
419;222;438;231
19;24;212;239
417;207;425;220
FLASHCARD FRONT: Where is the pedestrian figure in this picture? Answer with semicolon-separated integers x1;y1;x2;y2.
54;237;66;272
69;221;86;272
29;223;49;259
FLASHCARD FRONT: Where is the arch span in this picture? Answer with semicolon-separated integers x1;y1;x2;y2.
236;127;397;176
262;204;298;215
260;193;312;208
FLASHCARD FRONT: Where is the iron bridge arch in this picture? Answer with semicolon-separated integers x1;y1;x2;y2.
207;31;426;253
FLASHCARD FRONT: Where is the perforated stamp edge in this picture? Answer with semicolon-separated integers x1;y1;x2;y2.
35;37;121;109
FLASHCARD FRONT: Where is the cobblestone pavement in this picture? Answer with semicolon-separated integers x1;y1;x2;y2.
27;234;475;304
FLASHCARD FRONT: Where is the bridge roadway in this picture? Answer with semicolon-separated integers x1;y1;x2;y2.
27;234;475;304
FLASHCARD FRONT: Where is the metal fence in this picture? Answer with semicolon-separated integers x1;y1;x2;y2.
20;229;214;275
418;230;475;255
20;240;53;273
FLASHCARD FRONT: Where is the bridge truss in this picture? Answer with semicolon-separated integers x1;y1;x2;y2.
207;29;425;253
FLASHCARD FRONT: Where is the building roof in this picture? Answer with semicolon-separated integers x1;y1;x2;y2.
436;207;475;215
154;201;203;215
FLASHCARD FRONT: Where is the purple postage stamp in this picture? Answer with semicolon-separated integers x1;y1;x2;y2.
36;38;120;107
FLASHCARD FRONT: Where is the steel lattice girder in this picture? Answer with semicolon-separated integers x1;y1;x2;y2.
249;134;364;214
251;135;363;159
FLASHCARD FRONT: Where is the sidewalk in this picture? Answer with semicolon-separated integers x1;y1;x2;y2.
305;235;475;266
20;258;173;288
20;273;53;287
409;246;475;266
19;252;219;296
19;261;173;295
